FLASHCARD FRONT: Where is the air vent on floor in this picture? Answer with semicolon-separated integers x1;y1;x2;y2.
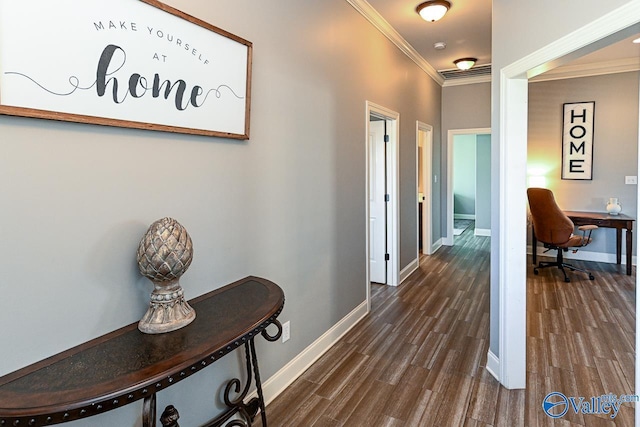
439;64;492;80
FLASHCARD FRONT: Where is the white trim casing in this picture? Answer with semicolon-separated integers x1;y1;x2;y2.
528;245;637;266
454;214;476;220
431;238;443;254
530;57;640;83
486;350;500;381
442;75;492;87
497;75;528;389
251;301;368;406
365;101;401;310
417;121;434;256
475;229;491;237
400;258;419;284
495;2;640;391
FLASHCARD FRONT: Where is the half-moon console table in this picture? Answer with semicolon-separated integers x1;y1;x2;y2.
0;276;285;427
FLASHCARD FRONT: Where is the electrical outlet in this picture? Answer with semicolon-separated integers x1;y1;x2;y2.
625;176;637;184
282;321;290;343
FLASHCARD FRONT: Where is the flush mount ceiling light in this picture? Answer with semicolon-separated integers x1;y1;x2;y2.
454;57;477;70
416;1;451;22
633;37;640;44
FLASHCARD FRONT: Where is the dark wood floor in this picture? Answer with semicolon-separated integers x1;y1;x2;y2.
258;225;636;426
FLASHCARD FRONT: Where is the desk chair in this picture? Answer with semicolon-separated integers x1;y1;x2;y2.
527;187;598;282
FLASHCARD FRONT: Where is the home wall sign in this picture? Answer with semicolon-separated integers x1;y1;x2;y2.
561;101;595;180
0;0;252;139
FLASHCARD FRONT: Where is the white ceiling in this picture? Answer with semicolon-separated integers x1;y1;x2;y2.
363;0;640;78
366;0;491;72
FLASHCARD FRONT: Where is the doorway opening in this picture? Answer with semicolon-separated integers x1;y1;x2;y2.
365;101;399;312
417;122;433;256
445;128;492;246
495;6;639;391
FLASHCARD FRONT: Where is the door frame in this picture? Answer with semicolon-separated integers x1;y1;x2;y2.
417;121;433;255
494;3;640;391
445;128;491;246
365;101;400;311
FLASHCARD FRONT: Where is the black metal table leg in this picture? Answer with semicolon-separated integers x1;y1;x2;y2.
143;394;157;427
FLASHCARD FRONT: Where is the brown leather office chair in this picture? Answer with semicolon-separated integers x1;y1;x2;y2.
527;187;597;282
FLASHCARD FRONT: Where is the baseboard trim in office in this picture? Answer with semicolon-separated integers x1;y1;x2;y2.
486;350;500;382
253;300;369;407
527;245;637;266
400;258;419;284
475;228;491;237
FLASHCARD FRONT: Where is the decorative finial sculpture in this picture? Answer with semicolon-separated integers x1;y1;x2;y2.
136;217;196;334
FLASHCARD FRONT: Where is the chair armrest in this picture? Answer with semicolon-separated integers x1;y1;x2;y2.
578;225;598;231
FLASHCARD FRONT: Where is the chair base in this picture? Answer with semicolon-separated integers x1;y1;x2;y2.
533;248;595;282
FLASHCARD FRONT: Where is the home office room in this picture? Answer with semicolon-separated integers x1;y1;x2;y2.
526;50;639;424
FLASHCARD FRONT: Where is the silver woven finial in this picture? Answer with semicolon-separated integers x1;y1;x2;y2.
136;217;196;334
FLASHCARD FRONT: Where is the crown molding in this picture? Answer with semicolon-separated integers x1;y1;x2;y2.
442;74;492;87
530;57;640;83
345;0;445;86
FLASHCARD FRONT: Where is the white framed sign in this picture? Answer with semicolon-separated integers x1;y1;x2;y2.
561;101;595;180
0;0;252;139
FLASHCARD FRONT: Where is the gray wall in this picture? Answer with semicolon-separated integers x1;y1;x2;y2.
453;134;477;216
476;134;492;231
441;82;491;237
528;72;639;256
0;1;441;425
491;0;636;357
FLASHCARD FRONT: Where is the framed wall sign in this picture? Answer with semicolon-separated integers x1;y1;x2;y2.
561;101;595;180
0;0;252;139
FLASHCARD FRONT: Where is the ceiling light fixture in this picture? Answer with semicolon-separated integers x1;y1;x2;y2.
633;37;640;44
454;57;477;70
416;1;451;22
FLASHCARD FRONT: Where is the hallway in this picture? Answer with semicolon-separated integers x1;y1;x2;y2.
258;226;635;426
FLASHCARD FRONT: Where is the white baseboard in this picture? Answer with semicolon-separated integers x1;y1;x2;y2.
421;238;443;256
454;213;476;220
400;258;419;284
527;245;637;265
475;228;491;237
257;300;369;407
486;350;500;381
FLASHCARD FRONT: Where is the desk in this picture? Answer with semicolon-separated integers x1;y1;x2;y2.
532;211;634;275
0;276;285;427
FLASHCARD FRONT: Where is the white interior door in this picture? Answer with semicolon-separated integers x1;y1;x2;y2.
369;119;386;284
418;123;433;255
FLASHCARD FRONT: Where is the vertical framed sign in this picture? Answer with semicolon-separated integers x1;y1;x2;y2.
0;0;252;139
561;101;595;180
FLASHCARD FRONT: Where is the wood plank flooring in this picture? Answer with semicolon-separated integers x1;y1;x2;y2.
257;225;636;426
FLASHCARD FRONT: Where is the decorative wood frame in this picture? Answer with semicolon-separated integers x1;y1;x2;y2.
0;0;252;139
561;101;595;180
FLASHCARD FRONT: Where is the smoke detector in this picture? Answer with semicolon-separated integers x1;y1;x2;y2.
434;42;446;50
